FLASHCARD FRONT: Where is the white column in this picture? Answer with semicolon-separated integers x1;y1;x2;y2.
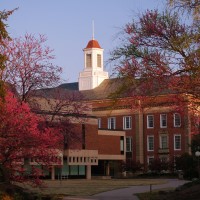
106;162;110;176
86;165;91;179
138;108;144;164
51;166;55;180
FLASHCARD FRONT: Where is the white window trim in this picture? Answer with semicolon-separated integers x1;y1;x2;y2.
123;116;132;130
108;117;116;130
160;114;167;128
174;134;181;150
147;115;154;129
174;113;181;127
147;135;154;151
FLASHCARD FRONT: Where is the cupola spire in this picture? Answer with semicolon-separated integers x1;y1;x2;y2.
78;26;109;91
92;20;95;40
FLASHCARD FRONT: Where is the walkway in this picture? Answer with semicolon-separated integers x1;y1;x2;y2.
63;179;189;200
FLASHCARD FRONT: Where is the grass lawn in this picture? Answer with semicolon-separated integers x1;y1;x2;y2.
16;178;167;197
136;188;175;200
136;180;200;200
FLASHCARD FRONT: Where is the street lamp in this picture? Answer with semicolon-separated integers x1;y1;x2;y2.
195;150;200;179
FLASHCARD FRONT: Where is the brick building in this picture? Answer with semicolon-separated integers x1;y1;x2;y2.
32;38;196;179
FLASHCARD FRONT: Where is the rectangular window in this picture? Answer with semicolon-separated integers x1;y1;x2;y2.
174;113;181;127
160;156;168;163
86;54;92;68
98;118;101;129
120;138;124;152
108;117;116;130
126;137;133;152
147;135;154;151
160;114;167;128
120;136;124;154
97;54;101;68
160;135;168;149
148;156;154;164
70;165;78;175
147;115;154;128
174;135;181;150
79;165;85;175
123;116;132;130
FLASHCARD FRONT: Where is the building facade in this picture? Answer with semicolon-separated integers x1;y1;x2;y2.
32;38;195;179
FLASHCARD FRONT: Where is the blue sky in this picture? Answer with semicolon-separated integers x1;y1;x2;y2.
1;0;165;83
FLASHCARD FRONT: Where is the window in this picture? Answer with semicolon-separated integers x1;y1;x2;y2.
160;135;168;149
147;115;154;128
147;135;154;151
86;54;92;68
160;156;168;163
123;116;132;130
148;156;154;164
160;114;167;128
98;118;101;129
97;54;101;67
126;137;133;152
120;137;124;152
174;113;181;127
108;117;116;130
174;135;181;150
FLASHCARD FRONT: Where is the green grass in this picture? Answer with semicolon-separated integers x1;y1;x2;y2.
16;179;167;197
136;188;175;200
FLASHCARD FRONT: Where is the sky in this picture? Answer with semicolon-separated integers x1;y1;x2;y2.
1;0;165;83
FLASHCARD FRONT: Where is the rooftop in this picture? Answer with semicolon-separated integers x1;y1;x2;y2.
85;39;101;49
31;76;181;103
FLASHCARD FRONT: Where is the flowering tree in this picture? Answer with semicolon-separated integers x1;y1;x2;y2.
0;33;62;102
110;3;199;128
30;86;90;149
168;0;200;20
0;90;63;185
111;8;199;95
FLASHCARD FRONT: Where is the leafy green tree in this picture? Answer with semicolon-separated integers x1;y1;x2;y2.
124;159;143;173
148;158;169;173
191;134;200;155
0;10;15;99
175;153;198;179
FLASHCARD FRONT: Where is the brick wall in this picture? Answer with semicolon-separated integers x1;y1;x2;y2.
85;123;98;150
144;111;187;166
97;135;121;155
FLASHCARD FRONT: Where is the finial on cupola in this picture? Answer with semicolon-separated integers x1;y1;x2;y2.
92;20;95;40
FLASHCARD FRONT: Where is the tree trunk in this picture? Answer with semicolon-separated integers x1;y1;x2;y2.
0;165;11;184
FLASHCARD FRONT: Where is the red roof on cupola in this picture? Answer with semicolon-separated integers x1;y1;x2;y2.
85;39;101;49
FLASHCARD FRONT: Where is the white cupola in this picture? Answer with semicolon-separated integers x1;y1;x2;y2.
78;38;109;91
